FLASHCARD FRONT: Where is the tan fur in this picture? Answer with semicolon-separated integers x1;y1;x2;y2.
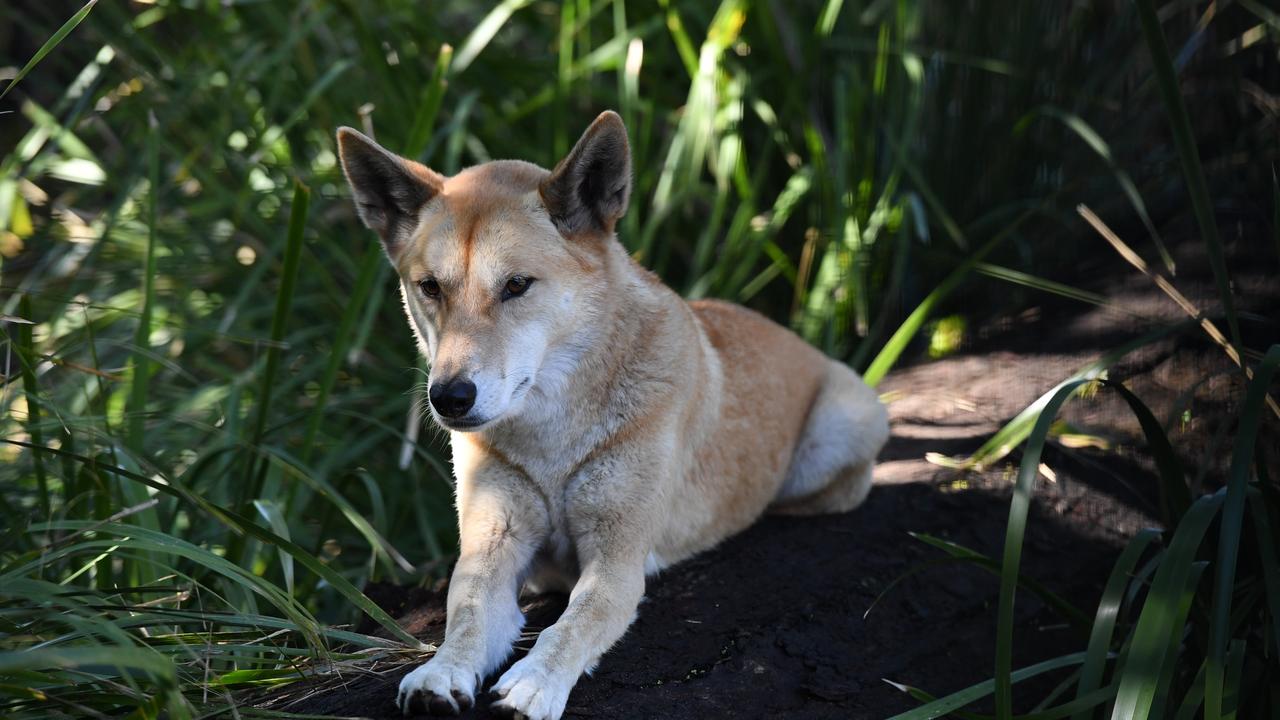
337;112;889;720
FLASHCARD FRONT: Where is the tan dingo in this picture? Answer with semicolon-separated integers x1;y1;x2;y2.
336;111;889;720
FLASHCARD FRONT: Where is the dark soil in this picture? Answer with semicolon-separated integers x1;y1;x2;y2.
255;233;1278;719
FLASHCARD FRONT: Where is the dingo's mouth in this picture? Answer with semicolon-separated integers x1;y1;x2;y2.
438;416;489;431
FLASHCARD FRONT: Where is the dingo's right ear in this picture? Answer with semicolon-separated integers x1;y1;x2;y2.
336;127;443;257
541;111;632;237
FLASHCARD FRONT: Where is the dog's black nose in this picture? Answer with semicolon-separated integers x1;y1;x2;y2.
429;377;477;419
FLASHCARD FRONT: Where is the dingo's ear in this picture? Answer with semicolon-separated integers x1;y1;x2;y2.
336;127;442;257
541;111;632;236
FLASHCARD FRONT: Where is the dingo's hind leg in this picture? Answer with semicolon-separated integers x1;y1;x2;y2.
772;362;888;516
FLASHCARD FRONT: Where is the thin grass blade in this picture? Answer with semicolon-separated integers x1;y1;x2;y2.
1147;561;1209;719
241;181;310;510
127;112;159;454
885;652;1090;720
929;323;1186;471
0;0;98;101
451;0;535;76
1107;381;1193;523
13;296;48;519
863;207;1039;386
1111;492;1224;720
298;248;380;466
994;380;1092;718
1205;344;1280;719
1247;492;1280;659
405;43;454;160
1032;107;1173;274
253;499;294;595
1134;0;1240;348
910;533;1090;630
1072;528;1160;720
1174;661;1208;720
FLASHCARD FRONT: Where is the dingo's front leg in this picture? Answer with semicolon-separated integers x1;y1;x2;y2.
490;548;646;720
490;455;658;720
398;463;547;716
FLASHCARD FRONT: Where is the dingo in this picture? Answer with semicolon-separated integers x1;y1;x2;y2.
337;111;888;720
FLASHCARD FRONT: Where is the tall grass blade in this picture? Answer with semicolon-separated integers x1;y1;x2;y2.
929;323;1186;471
993;380;1090;719
1080;205;1280;419
242;181;310;509
254;499;294;595
267;449;413;576
1204;344;1280;719
660;0;700;79
732;170;812;299
1240;0;1280;29
896;682;1118;720
863;207;1038;386
127;112;159;453
885;652;1090;720
850;208;915;369
404;44;454;160
1111;491;1224;720
1273;165;1279;267
975;262;1113;308
554;0;575;160
1032;107;1174;274
910;533;1090;630
1248;493;1280;659
451;0;534;76
1174;662;1208;720
298;249;380;466
1133;0;1240;348
816;0;846;37
1221;640;1245;720
13;296;48;519
1146;561;1210;720
1073;528;1160;720
886;130;965;250
1106;381;1192;524
0;0;98;102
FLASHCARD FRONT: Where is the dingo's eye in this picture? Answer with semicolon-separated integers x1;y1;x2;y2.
419;278;441;298
502;275;534;301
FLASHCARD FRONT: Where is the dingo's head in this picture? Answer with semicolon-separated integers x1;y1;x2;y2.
337;112;631;431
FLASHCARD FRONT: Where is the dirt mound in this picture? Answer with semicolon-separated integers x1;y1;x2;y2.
261;482;1147;718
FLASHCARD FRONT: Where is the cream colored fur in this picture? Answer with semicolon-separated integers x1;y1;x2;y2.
336;112;889;720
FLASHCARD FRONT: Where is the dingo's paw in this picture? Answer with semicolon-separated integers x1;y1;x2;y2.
396;658;477;716
489;658;570;720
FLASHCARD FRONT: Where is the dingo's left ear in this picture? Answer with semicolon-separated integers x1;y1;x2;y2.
336;127;443;258
541;111;632;236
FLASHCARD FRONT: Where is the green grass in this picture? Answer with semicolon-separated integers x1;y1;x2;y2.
1;0;1277;717
889;353;1280;719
